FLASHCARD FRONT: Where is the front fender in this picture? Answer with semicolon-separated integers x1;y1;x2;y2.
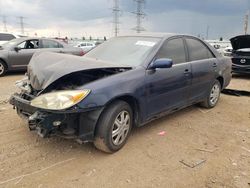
76;67;147;118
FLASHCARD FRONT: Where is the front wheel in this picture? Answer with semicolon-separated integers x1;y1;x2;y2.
0;61;7;77
200;80;221;108
94;100;133;153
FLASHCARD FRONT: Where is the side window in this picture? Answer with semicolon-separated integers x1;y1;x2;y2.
17;41;26;49
42;40;61;48
0;34;15;41
17;40;39;49
156;38;186;64
186;38;214;61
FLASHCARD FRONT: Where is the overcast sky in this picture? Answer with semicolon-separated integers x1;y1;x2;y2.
0;0;249;39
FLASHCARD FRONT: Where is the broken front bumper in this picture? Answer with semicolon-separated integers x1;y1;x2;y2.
9;93;103;142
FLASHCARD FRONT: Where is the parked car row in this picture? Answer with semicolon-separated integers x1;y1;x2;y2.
0;32;24;45
230;35;250;74
9;33;232;153
0;37;84;76
207;35;250;75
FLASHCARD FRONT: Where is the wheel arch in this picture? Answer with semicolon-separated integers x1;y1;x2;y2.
103;95;141;127
216;76;224;89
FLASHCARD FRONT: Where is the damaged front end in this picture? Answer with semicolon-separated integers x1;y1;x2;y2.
10;77;104;142
9;52;132;142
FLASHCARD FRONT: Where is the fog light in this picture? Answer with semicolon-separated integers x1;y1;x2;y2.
53;121;61;127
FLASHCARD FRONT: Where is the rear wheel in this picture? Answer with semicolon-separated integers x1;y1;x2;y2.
94;100;133;153
0;60;7;77
201;80;221;108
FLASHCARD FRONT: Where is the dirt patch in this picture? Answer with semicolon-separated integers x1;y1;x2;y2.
0;74;249;188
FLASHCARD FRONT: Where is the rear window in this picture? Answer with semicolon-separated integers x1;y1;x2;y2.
41;39;63;48
0;33;15;41
186;38;214;61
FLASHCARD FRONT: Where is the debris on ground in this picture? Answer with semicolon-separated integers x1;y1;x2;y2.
241;147;250;153
198;108;213;114
222;89;250;97
157;131;166;136
195;148;218;153
0;99;8;105
180;159;206;168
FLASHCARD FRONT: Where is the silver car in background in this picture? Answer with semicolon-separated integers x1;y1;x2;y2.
74;41;96;53
0;37;84;76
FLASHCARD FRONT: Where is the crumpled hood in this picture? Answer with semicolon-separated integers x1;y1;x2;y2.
230;35;250;50
28;52;131;91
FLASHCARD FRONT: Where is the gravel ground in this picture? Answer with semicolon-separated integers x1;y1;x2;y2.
0;73;249;188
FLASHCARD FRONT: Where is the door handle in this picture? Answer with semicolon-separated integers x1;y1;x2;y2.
184;69;191;76
212;63;217;67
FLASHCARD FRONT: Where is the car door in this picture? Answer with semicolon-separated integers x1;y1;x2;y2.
8;39;40;69
40;39;63;53
184;37;217;102
145;37;192;118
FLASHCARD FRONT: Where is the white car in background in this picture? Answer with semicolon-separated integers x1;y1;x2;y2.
0;33;23;45
74;42;95;53
206;40;232;56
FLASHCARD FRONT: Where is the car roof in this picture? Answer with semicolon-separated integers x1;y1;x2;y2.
118;32;194;39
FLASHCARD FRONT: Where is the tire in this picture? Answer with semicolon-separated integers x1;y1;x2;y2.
0;60;7;77
200;80;221;108
94;100;133;153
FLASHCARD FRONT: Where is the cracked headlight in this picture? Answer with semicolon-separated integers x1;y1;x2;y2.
31;90;90;110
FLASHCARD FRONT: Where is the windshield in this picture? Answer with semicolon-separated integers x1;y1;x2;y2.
85;36;161;66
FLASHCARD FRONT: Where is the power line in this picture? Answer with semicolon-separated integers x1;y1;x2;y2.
112;0;121;37
131;0;146;33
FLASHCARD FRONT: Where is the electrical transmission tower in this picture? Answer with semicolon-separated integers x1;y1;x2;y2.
132;0;146;33
18;16;25;34
112;0;121;37
244;10;249;35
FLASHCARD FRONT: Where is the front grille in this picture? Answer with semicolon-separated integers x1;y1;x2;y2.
235;51;250;56
232;57;250;66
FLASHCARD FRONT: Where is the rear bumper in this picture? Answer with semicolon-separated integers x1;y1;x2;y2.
9;93;103;142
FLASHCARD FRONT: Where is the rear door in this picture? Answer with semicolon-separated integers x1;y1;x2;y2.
145;37;192;118
184;37;217;102
40;39;64;53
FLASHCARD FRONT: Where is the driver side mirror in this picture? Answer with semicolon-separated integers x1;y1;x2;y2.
149;58;173;69
14;46;21;52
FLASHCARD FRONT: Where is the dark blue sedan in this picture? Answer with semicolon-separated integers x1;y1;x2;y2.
10;33;232;153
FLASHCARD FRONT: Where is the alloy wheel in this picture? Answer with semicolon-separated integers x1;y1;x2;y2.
0;63;4;75
210;83;220;105
111;110;130;146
